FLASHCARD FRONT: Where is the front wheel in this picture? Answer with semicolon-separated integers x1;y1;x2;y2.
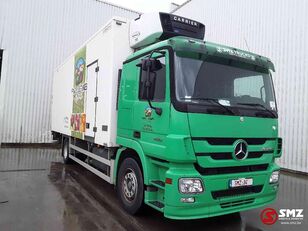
117;158;144;215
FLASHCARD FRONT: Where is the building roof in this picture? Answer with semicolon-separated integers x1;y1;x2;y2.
170;0;192;13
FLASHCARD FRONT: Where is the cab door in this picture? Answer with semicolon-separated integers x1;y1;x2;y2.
132;50;170;156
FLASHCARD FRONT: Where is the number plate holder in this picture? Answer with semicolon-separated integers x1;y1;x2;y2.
229;178;253;188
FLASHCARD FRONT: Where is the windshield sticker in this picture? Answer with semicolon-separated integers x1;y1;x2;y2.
219;99;231;106
270;101;276;110
216;47;256;61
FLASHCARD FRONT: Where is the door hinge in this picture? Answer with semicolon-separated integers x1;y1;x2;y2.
94;96;98;102
93;127;97;132
95;66;99;72
86;123;90;129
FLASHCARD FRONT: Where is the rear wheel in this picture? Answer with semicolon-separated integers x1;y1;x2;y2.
62;138;72;164
117;158;144;215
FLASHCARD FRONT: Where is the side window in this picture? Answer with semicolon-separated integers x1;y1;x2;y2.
139;56;166;102
234;75;265;100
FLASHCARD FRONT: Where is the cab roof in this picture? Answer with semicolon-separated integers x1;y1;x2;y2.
125;36;275;71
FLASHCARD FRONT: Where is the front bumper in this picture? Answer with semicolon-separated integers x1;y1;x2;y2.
163;163;280;220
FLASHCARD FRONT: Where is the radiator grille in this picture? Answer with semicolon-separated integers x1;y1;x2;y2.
195;164;268;175
196;151;272;160
192;137;274;145
212;185;263;199
220;198;255;208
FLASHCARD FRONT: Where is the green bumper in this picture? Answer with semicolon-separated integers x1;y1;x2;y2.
163;163;280;220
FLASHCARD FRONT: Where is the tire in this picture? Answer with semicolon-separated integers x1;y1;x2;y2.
62;138;72;164
117;158;144;215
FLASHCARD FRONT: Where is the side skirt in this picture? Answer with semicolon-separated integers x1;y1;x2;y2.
69;143;114;184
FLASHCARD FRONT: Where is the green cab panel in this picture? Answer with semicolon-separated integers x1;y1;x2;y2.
116;36;281;220
187;113;279;168
188;114;278;138
163;162;280;219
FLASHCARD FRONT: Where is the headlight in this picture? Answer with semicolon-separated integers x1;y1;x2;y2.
269;171;280;184
179;178;204;194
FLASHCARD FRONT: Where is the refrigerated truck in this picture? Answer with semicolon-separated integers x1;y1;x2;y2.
51;12;282;219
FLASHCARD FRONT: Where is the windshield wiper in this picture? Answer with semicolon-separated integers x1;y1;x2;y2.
189;97;235;115
237;103;276;118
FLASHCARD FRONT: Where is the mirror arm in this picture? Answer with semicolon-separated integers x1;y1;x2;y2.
147;98;162;116
148;50;166;60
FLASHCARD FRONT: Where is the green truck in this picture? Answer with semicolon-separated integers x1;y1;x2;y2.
52;13;282;219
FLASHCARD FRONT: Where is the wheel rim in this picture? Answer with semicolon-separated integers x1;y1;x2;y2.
122;168;138;202
63;143;68;159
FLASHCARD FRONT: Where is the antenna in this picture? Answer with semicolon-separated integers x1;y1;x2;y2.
244;38;251;52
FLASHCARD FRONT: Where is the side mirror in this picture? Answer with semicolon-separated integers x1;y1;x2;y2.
137;54;164;116
139;71;156;100
146;72;156;100
138;58;161;101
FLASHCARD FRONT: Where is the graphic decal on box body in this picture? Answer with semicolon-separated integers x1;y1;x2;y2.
71;47;87;139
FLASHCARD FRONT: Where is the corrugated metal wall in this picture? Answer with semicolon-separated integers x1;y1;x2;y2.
0;0;139;143
174;0;308;173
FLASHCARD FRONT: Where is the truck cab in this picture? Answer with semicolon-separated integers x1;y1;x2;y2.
116;36;281;219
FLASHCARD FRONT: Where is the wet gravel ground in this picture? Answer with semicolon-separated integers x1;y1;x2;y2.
0;148;307;231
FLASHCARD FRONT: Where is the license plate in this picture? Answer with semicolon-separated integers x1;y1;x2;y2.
229;178;253;188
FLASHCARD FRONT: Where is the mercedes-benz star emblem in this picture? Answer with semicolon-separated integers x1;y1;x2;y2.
233;140;249;160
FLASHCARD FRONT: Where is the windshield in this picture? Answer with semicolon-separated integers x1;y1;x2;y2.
174;53;277;117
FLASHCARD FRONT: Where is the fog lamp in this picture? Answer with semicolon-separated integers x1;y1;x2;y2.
269;171;280;184
180;197;195;203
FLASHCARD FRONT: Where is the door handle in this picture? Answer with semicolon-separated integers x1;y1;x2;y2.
133;131;141;139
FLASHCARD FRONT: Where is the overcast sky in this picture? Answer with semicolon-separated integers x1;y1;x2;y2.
104;0;187;13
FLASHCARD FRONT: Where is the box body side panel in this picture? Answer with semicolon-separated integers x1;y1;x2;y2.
51;18;133;146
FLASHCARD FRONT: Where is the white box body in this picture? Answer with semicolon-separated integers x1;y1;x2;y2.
129;12;163;49
51;17;133;147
